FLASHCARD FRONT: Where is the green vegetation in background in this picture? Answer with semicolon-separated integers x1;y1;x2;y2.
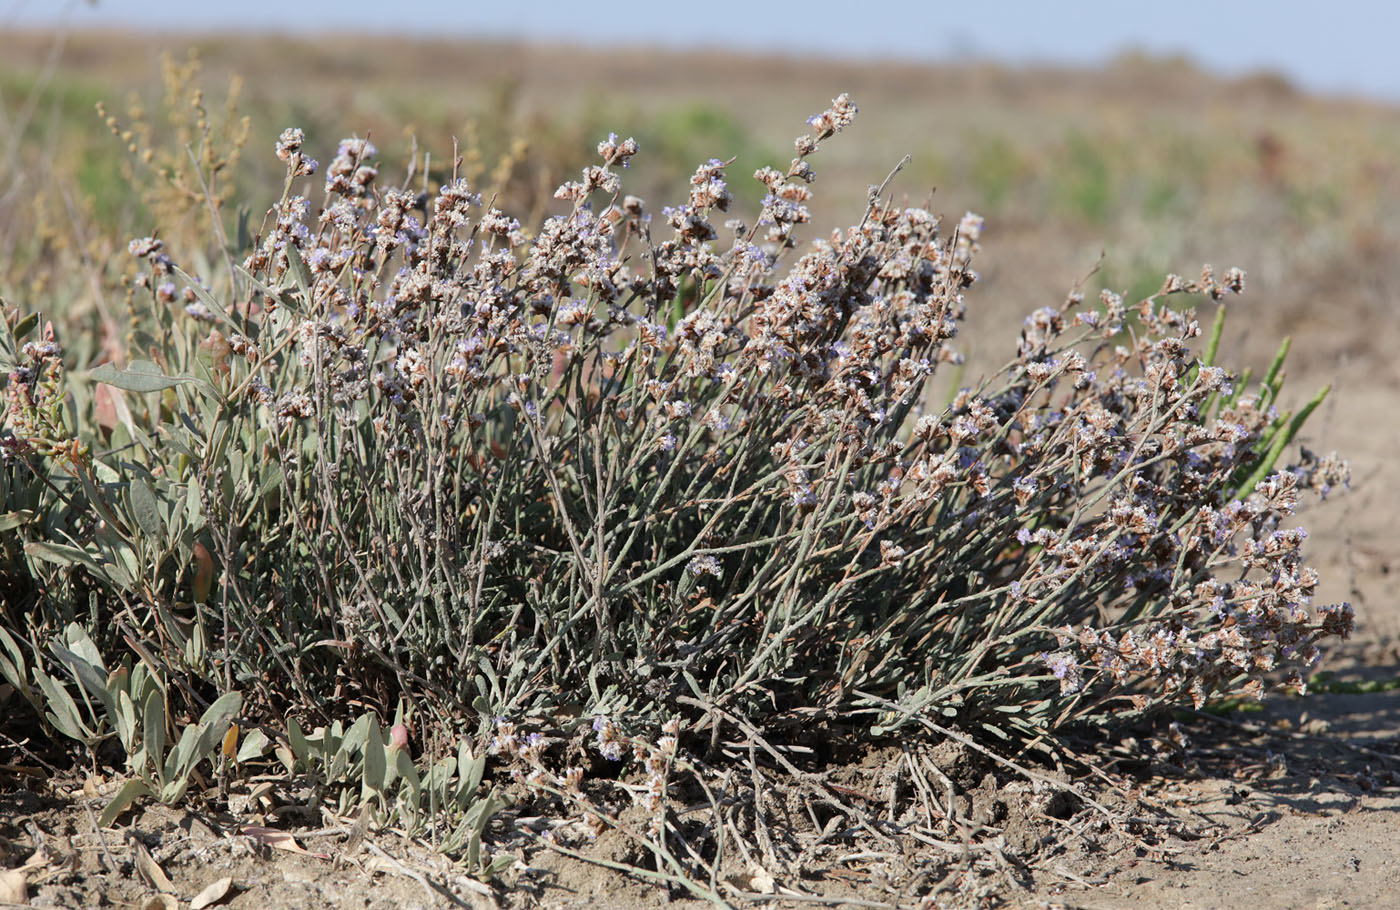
967;133;1027;212
1053;131;1113;223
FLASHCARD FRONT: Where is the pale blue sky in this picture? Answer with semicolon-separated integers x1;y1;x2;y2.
7;0;1400;102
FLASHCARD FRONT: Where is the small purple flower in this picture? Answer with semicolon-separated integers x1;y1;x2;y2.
490;718;519;756
687;555;722;578
592;716;624;761
1040;651;1084;695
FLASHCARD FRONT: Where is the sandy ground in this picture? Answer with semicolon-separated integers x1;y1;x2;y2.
1038;685;1400;910
2;676;1397;909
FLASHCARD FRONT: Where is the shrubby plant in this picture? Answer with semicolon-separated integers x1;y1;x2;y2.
1;94;1351;775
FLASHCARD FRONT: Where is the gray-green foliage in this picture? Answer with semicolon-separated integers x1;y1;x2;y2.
0;623;240;822
0;619;505;855
273;713;508;874
0;95;1351;769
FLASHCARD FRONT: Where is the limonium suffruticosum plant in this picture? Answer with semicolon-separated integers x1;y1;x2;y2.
2;94;1350;750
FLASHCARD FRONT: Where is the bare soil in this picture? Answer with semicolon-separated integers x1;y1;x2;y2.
4;675;1398;909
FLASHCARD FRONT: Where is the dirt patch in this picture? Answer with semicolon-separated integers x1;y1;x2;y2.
0;789;501;909
1035;683;1400;910
5;685;1397;909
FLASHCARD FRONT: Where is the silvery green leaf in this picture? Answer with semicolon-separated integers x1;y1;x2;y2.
185;620;206;666
105;542;140;590
160;777;190;804
317;723;342;758
0;628;35;705
236;729;270;762
395;749;421;821
116;689;137;753
171;266;240;332
235;266;302;315
458;747;486;809
45;708;88;742
328;746;348;782
483;852;515;880
50;638;107;694
143;686;166;784
362;716;386;800
11;311;39;343
463;790;505;871
50;644;117;724
128;478;163;538
167;725;201;783
338;714;370;766
160;432;194;460
284;243;313;304
98;778;152;828
34;667;97;742
186;480;202;527
88;361;197;394
0;511;33;532
439;816;471;854
25;541;104;574
129;661;155;702
427;756;456;800
189;692;242;767
258;465;283;498
288;718;309;766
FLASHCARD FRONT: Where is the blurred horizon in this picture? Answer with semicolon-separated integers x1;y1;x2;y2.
5;0;1400;104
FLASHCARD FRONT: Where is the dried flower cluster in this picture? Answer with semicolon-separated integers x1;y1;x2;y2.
2;323;73;463
1;93;1350;751
491;714;685;844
